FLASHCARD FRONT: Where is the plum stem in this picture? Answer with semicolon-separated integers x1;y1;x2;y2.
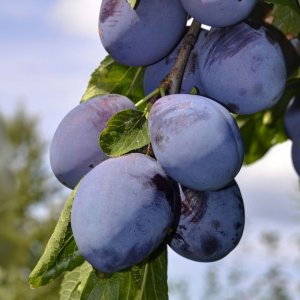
135;88;161;108
162;20;202;95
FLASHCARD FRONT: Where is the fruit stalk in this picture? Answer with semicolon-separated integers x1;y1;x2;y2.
162;20;201;94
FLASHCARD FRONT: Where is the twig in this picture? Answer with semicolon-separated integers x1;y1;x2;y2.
161;20;202;95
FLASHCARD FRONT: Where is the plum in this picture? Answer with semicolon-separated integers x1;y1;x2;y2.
198;22;286;114
99;0;187;66
50;94;135;189
169;181;245;262
292;140;300;177
71;153;178;273
180;0;257;27
284;97;300;140
148;94;244;191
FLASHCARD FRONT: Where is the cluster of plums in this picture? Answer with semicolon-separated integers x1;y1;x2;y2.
49;0;295;273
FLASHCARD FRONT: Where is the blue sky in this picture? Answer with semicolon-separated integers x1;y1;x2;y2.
1;1;300;299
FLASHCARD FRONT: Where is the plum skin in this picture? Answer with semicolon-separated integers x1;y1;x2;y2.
50;94;135;189
169;181;245;262
99;0;187;66
198;22;286;114
180;0;257;27
71;153;177;273
284;97;300;140
149;94;244;191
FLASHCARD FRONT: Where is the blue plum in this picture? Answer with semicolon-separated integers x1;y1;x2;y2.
284;97;300;140
292;140;300;177
169;181;245;262
148;94;244;191
198;22;286;114
180;0;257;27
99;0;187;66
71;153;177;273
50;94;135;189
143;37;204;95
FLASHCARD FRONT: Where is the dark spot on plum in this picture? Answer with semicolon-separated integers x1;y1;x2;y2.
235;222;243;230
179;225;187;231
226;103;240;113
150;174;175;211
211;220;221;230
89;164;94;169
173;233;190;251
201;235;220;256
100;0;119;23
154;131;169;151
182;189;208;223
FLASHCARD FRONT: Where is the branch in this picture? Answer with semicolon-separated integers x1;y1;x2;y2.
161;20;202;95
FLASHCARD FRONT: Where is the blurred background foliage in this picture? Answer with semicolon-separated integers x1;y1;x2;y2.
0;109;64;299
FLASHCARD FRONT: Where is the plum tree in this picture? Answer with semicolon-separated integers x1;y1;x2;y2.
148;94;244;191
284;97;300;140
180;0;257;27
169;181;245;262
99;0;187;66
50;94;135;189
198;22;286;114
71;153;177;273
143;37;204;95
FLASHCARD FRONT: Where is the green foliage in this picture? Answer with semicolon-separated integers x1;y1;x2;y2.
60;246;168;300
100;109;150;157
267;0;300;13
81;56;145;104
29;189;84;288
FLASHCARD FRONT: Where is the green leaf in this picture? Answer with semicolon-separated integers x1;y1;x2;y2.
60;262;93;300
271;4;300;36
100;109;150;157
267;0;300;13
237;78;300;164
81;56;145;104
29;189;84;288
80;245;168;300
127;0;140;9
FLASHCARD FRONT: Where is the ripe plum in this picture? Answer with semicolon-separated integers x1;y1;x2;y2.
169;181;245;262
198;22;286;114
149;94;244;191
71;153;177;273
99;0;187;66
50;94;135;189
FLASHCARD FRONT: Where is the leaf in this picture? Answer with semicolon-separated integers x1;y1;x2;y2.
29;190;84;288
100;109;150;157
60;262;93;300
81;56;145;104
267;0;300;12
237;77;300;164
127;0;140;9
80;245;168;300
271;4;300;36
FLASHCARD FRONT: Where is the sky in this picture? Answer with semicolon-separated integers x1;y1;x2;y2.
1;1;300;299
